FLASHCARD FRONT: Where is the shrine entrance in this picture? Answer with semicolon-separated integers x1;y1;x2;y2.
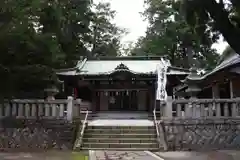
108;90;138;111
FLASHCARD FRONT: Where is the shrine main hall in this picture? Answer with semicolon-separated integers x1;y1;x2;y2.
57;56;190;113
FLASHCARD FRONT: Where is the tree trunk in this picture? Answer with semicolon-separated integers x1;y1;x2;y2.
205;0;240;54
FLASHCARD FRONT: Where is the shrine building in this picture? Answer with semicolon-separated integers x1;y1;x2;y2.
57;56;190;113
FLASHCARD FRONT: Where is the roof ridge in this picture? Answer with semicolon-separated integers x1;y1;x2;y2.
88;55;169;61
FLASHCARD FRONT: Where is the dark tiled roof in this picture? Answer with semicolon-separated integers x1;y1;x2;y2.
194;53;240;80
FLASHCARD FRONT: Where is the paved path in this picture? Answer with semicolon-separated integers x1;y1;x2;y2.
0;150;238;160
91;150;239;160
91;150;161;160
154;151;236;160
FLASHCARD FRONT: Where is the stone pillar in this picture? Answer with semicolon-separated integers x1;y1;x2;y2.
44;86;59;100
75;98;82;116
189;96;201;118
67;96;73;122
165;96;173;118
212;84;220;117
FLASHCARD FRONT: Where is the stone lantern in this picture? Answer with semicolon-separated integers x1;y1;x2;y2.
184;67;202;98
44;86;59;101
182;67;202;118
183;45;202;98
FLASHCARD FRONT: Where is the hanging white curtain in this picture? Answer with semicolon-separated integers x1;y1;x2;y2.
156;58;170;101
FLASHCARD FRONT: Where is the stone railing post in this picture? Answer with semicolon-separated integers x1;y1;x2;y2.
67;96;73;122
165;96;173;118
75;98;81;117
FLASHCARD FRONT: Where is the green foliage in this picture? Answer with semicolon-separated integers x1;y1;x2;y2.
132;0;219;69
0;0;124;98
91;2;126;57
181;0;240;54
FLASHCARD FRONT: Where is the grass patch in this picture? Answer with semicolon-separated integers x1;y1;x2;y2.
71;151;89;160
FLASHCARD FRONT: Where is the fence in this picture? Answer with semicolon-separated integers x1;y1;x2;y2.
170;98;240;118
1;97;240;120
0;97;91;121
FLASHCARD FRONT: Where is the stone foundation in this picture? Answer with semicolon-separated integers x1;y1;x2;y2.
161;118;240;151
2;117;240;151
0;117;78;151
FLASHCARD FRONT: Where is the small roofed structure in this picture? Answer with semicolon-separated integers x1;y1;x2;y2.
175;51;240;99
57;56;190;114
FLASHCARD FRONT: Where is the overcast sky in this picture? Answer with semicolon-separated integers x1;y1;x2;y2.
96;0;228;54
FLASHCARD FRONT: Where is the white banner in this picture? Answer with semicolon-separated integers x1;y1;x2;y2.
156;58;170;101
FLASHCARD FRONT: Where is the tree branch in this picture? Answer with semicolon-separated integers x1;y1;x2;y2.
205;0;240;53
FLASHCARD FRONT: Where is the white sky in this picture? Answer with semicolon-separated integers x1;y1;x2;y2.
96;0;228;54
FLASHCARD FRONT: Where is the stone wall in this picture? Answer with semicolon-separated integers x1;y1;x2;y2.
161;118;240;151
0;117;78;151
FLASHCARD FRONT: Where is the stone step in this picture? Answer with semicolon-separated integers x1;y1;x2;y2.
83;137;157;143
85;128;155;134
84;133;157;139
82;142;159;149
87;126;155;130
81;147;159;151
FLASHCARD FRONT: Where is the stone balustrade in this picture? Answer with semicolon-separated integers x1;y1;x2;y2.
0;98;92;121
171;98;240;118
0;99;68;119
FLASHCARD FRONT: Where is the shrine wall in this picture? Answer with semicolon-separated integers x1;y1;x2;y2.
160;118;240;151
0;118;76;151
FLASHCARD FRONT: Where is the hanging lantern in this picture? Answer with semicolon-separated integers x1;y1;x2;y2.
116;91;118;95
126;90;129;96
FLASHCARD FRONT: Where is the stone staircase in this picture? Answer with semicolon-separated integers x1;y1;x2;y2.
79;125;159;151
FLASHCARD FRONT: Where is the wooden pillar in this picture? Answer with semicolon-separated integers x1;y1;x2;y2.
92;90;97;112
148;89;152;112
230;80;234;98
230;80;234;117
212;84;219;98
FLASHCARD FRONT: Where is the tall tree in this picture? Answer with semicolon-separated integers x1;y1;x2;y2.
181;0;240;54
0;0;94;98
132;0;219;69
38;0;93;67
0;0;125;98
90;2;126;57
